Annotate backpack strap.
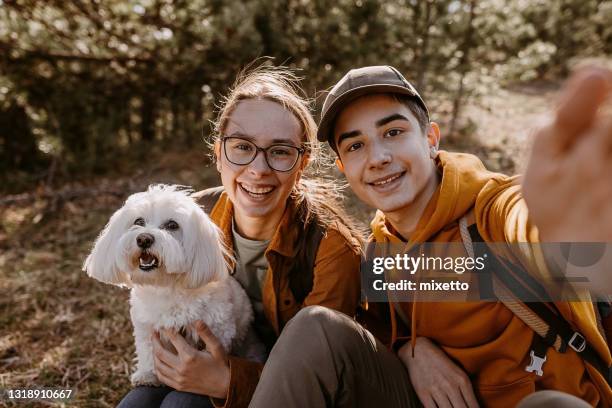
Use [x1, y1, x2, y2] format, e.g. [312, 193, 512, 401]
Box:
[598, 301, 612, 344]
[288, 219, 325, 304]
[458, 215, 611, 382]
[193, 186, 225, 214]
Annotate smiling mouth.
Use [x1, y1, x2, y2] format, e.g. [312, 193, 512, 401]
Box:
[238, 183, 276, 197]
[368, 171, 406, 186]
[139, 252, 159, 271]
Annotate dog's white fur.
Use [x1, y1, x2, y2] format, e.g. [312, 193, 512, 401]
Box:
[83, 184, 252, 386]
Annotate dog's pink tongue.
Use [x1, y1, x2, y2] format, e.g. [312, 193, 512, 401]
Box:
[140, 253, 155, 263]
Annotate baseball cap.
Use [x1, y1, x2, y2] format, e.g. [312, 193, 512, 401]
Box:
[317, 65, 429, 146]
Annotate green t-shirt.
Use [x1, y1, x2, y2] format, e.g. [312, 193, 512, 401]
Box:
[231, 222, 276, 351]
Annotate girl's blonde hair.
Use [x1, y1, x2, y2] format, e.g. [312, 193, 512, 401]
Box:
[212, 62, 364, 243]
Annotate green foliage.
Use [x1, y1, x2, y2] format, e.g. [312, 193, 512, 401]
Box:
[0, 0, 609, 192]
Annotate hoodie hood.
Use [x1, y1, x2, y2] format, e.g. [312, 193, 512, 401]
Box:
[369, 150, 509, 357]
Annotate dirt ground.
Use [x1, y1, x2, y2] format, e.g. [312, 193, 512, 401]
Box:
[0, 82, 559, 407]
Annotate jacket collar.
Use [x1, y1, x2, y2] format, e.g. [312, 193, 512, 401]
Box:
[211, 192, 301, 259]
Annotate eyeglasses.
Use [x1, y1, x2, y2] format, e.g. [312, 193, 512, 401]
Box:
[222, 137, 306, 172]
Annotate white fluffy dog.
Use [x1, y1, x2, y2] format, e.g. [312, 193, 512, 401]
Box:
[83, 184, 253, 386]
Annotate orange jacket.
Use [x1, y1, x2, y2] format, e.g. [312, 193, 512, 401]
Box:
[366, 151, 612, 407]
[200, 189, 362, 408]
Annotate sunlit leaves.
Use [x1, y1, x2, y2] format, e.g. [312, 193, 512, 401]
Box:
[0, 0, 608, 190]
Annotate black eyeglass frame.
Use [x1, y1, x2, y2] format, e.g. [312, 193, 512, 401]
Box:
[221, 136, 307, 172]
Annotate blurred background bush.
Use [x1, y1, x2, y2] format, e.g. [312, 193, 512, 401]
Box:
[1, 0, 610, 192]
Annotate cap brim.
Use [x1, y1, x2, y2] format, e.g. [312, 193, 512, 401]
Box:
[317, 83, 425, 144]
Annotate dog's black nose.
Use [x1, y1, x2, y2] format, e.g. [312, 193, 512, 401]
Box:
[136, 233, 155, 249]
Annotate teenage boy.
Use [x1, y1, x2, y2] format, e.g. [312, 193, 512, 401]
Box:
[249, 66, 612, 408]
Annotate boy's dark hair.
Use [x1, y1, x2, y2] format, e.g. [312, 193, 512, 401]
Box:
[392, 94, 430, 134]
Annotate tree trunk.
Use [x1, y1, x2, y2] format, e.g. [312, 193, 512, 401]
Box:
[416, 0, 433, 91]
[0, 103, 40, 172]
[449, 0, 476, 139]
[140, 92, 156, 141]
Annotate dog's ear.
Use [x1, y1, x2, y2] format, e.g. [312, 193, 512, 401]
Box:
[83, 208, 131, 287]
[184, 208, 230, 288]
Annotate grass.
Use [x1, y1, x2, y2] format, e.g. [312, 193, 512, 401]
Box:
[0, 80, 559, 407]
[0, 151, 223, 407]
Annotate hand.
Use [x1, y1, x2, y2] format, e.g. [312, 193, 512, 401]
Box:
[523, 67, 612, 242]
[152, 321, 230, 399]
[398, 337, 479, 408]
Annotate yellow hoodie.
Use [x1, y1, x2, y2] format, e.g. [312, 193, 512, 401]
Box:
[369, 151, 612, 407]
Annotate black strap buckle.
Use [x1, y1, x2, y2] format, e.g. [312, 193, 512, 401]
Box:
[569, 332, 586, 353]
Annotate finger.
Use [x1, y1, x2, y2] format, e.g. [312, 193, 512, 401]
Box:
[163, 328, 197, 360]
[154, 352, 177, 380]
[194, 321, 226, 359]
[446, 385, 468, 408]
[554, 67, 611, 151]
[431, 391, 453, 408]
[420, 394, 437, 408]
[454, 373, 479, 408]
[152, 331, 180, 367]
[459, 381, 480, 408]
[152, 330, 176, 353]
[155, 365, 179, 390]
[153, 347, 176, 374]
[153, 350, 187, 391]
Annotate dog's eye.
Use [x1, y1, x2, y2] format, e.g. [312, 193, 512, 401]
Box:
[163, 220, 179, 231]
[134, 218, 145, 227]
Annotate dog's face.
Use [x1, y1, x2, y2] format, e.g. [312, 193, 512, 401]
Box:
[84, 185, 229, 289]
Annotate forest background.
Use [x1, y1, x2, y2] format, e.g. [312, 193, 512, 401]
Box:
[1, 0, 611, 406]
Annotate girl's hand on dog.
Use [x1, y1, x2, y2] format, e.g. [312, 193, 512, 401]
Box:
[152, 321, 230, 399]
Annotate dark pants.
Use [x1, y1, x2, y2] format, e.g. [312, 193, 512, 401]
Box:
[116, 385, 214, 408]
[250, 306, 420, 408]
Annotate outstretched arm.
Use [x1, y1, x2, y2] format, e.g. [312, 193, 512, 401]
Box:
[522, 67, 612, 242]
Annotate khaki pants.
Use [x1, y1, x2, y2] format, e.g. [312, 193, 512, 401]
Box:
[250, 306, 420, 408]
[250, 306, 591, 408]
